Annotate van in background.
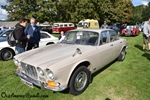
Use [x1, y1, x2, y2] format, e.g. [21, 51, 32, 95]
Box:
[77, 19, 99, 29]
[52, 23, 75, 33]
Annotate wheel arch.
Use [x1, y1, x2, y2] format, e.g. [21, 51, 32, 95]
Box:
[0, 47, 16, 60]
[46, 42, 54, 45]
[67, 61, 92, 87]
[122, 45, 127, 52]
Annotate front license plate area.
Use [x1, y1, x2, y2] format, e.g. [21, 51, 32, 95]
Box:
[21, 78, 33, 88]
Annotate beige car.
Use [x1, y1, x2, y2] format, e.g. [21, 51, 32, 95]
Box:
[14, 29, 127, 95]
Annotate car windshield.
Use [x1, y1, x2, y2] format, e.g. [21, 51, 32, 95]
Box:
[78, 22, 89, 27]
[61, 31, 99, 46]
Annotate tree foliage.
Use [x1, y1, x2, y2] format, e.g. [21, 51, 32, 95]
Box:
[2, 0, 133, 24]
[130, 5, 143, 24]
[142, 2, 150, 21]
[3, 0, 58, 22]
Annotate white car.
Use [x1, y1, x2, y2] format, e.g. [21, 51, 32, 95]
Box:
[0, 31, 58, 61]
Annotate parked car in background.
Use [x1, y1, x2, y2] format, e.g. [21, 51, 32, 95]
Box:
[52, 23, 75, 33]
[14, 28, 127, 95]
[0, 29, 14, 36]
[0, 31, 58, 61]
[121, 25, 140, 36]
[108, 23, 121, 34]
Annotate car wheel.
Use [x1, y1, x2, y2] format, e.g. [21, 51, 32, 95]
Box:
[69, 66, 90, 95]
[118, 49, 126, 61]
[0, 49, 14, 61]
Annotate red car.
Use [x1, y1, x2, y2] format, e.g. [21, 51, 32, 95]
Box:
[121, 26, 140, 36]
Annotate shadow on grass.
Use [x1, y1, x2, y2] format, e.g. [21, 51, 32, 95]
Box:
[91, 60, 116, 81]
[134, 44, 143, 51]
[120, 35, 137, 38]
[105, 98, 111, 100]
[142, 53, 150, 61]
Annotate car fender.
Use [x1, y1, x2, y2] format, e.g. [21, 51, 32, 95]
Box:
[67, 59, 93, 86]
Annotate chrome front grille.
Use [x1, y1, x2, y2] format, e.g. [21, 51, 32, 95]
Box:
[21, 62, 38, 79]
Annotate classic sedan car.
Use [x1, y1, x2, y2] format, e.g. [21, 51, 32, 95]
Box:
[14, 29, 127, 95]
[0, 31, 58, 61]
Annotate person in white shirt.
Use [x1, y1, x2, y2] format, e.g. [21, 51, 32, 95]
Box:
[143, 18, 150, 52]
[58, 30, 65, 42]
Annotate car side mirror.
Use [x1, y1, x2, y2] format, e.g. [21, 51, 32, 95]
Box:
[76, 48, 82, 54]
[72, 48, 82, 57]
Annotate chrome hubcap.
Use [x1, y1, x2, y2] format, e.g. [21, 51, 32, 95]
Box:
[121, 50, 125, 59]
[75, 71, 87, 91]
[3, 51, 12, 60]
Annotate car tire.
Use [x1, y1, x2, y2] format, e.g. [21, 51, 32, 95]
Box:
[118, 48, 126, 61]
[69, 66, 90, 95]
[0, 49, 14, 61]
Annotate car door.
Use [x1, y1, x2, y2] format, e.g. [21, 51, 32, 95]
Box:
[108, 30, 123, 59]
[95, 30, 115, 70]
[39, 32, 51, 47]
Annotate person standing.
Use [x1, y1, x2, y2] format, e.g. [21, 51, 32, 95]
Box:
[25, 18, 41, 50]
[14, 18, 30, 54]
[101, 21, 108, 29]
[143, 18, 150, 52]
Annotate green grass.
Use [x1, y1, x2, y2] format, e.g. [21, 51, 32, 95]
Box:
[0, 33, 150, 100]
[51, 33, 60, 37]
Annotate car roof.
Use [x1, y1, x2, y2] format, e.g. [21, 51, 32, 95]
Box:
[0, 29, 14, 36]
[69, 28, 114, 33]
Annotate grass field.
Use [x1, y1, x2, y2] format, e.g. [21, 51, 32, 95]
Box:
[0, 33, 150, 100]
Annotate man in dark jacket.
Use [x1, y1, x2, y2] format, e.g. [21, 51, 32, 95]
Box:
[25, 18, 41, 50]
[14, 18, 30, 54]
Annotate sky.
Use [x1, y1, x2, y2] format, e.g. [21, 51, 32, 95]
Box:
[0, 0, 8, 20]
[132, 0, 149, 6]
[0, 0, 149, 20]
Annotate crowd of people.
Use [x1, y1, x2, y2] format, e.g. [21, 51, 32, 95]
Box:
[13, 17, 65, 54]
[13, 17, 40, 54]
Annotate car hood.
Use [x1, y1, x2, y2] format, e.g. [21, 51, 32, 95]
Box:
[15, 44, 93, 68]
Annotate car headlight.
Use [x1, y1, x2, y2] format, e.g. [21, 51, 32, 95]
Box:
[13, 58, 21, 66]
[37, 67, 45, 76]
[46, 69, 55, 80]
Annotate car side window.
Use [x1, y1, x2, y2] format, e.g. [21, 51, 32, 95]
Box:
[100, 31, 109, 45]
[2, 30, 13, 37]
[109, 30, 117, 42]
[41, 33, 50, 39]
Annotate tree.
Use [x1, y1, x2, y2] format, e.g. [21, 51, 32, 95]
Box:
[57, 0, 132, 24]
[2, 0, 133, 24]
[130, 5, 143, 24]
[3, 0, 58, 23]
[57, 0, 100, 23]
[142, 2, 150, 21]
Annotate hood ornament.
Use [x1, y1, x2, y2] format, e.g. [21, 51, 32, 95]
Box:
[73, 48, 82, 57]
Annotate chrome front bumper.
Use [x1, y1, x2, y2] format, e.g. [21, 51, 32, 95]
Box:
[15, 70, 67, 92]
